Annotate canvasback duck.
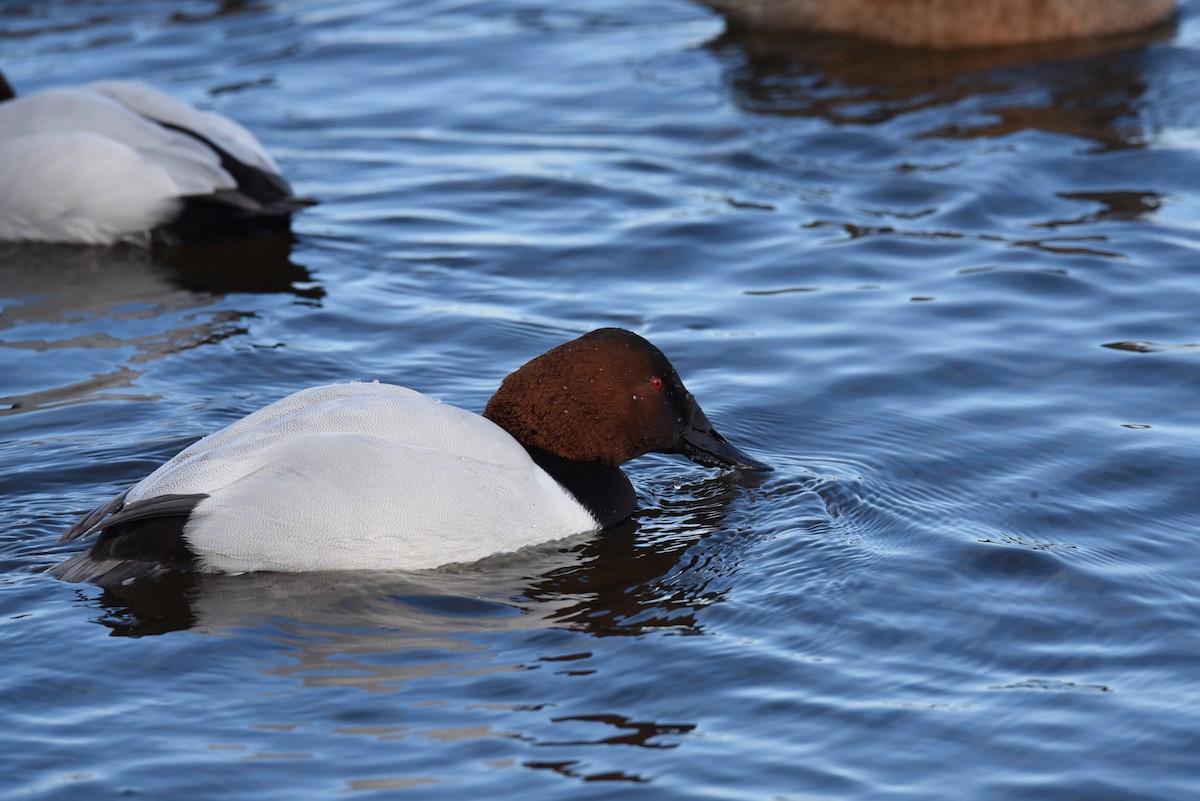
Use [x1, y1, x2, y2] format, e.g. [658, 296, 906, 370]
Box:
[0, 71, 311, 246]
[54, 328, 769, 585]
[698, 0, 1177, 48]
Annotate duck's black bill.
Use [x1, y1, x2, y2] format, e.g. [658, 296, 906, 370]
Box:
[678, 400, 772, 471]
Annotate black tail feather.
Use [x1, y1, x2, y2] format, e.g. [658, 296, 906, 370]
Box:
[54, 493, 208, 585]
[150, 120, 317, 244]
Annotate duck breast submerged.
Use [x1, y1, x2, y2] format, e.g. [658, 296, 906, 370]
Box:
[0, 71, 311, 246]
[54, 328, 769, 585]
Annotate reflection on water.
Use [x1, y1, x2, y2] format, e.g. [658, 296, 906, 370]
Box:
[1035, 191, 1163, 228]
[155, 235, 323, 299]
[55, 466, 772, 786]
[67, 466, 767, 786]
[528, 469, 774, 635]
[1102, 339, 1200, 352]
[87, 468, 771, 645]
[0, 0, 267, 41]
[709, 22, 1173, 148]
[0, 238, 319, 413]
[167, 0, 270, 25]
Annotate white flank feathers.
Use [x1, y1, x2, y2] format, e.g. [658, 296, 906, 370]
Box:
[0, 80, 281, 245]
[124, 383, 599, 573]
[87, 80, 281, 173]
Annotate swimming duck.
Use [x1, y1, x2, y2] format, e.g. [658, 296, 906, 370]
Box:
[54, 328, 769, 585]
[0, 71, 311, 246]
[697, 0, 1177, 48]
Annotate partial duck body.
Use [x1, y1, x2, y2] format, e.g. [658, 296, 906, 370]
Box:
[0, 72, 311, 246]
[697, 0, 1177, 48]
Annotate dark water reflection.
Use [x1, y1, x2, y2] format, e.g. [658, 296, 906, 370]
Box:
[90, 468, 773, 641]
[61, 468, 781, 787]
[155, 235, 322, 299]
[0, 239, 319, 414]
[710, 22, 1175, 150]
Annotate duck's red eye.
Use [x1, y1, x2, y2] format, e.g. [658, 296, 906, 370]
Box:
[650, 376, 663, 391]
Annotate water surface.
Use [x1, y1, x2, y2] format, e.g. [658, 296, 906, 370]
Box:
[3, 1, 1199, 798]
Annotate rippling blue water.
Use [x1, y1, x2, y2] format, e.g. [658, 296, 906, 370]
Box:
[3, 1, 1199, 798]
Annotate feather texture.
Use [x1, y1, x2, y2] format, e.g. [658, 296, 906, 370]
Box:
[64, 383, 598, 577]
[0, 77, 308, 245]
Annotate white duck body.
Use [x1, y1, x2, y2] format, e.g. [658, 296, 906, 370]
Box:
[0, 79, 299, 245]
[86, 80, 282, 175]
[56, 328, 772, 585]
[113, 382, 599, 574]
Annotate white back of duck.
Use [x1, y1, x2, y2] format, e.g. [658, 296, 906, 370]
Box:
[87, 80, 281, 174]
[66, 383, 597, 579]
[0, 73, 308, 246]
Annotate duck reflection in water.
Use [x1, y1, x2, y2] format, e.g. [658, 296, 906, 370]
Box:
[0, 237, 320, 414]
[706, 13, 1176, 151]
[81, 467, 771, 646]
[153, 232, 322, 299]
[67, 477, 767, 786]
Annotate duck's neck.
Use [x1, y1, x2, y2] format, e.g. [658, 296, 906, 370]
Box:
[521, 444, 636, 529]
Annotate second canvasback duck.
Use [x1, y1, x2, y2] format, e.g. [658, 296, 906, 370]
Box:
[697, 0, 1177, 48]
[54, 328, 769, 585]
[0, 71, 311, 246]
